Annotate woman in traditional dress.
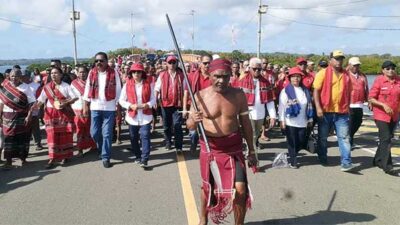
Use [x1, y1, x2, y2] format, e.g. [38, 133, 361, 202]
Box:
[0, 69, 35, 169]
[71, 66, 96, 157]
[35, 67, 77, 169]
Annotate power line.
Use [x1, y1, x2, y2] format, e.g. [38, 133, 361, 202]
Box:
[269, 0, 370, 10]
[269, 8, 400, 18]
[267, 13, 400, 31]
[0, 16, 104, 43]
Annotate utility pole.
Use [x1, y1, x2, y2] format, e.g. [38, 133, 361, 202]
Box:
[70, 0, 80, 66]
[257, 0, 268, 58]
[131, 12, 135, 55]
[190, 10, 195, 55]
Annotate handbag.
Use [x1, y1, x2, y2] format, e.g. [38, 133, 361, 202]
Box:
[306, 129, 318, 154]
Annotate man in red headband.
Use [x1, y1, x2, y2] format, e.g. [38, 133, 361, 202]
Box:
[187, 58, 257, 225]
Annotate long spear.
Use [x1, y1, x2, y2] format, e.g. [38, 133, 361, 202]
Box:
[165, 14, 224, 190]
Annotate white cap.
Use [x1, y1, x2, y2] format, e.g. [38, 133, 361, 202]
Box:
[212, 54, 220, 60]
[307, 61, 315, 66]
[348, 57, 361, 65]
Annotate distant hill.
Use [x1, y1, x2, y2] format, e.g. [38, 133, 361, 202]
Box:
[0, 57, 89, 66]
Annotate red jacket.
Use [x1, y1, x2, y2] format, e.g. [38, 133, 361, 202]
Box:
[369, 75, 400, 122]
[159, 70, 184, 108]
[349, 73, 368, 104]
[238, 72, 274, 106]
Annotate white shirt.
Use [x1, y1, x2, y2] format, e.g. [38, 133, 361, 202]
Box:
[119, 81, 156, 126]
[0, 83, 36, 112]
[37, 82, 76, 108]
[248, 78, 276, 120]
[83, 69, 122, 111]
[28, 82, 41, 116]
[71, 82, 85, 111]
[154, 70, 177, 96]
[278, 86, 310, 128]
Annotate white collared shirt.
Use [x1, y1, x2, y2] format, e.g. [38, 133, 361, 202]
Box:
[119, 81, 156, 126]
[248, 78, 276, 120]
[278, 86, 310, 128]
[71, 83, 84, 111]
[154, 70, 177, 95]
[83, 69, 122, 111]
[37, 82, 76, 108]
[0, 83, 36, 112]
[28, 82, 41, 116]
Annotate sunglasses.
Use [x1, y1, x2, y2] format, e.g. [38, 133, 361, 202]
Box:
[168, 61, 176, 65]
[202, 62, 210, 65]
[95, 59, 105, 63]
[298, 62, 307, 66]
[252, 68, 262, 71]
[132, 71, 142, 74]
[384, 67, 396, 71]
[333, 57, 344, 61]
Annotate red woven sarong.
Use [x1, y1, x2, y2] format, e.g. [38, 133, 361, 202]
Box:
[74, 110, 96, 150]
[199, 131, 253, 224]
[44, 108, 74, 160]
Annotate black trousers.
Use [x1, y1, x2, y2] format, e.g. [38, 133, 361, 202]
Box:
[349, 108, 363, 146]
[374, 120, 396, 172]
[285, 125, 306, 165]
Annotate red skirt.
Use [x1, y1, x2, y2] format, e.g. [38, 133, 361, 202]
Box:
[44, 108, 74, 160]
[74, 110, 96, 149]
[199, 131, 252, 224]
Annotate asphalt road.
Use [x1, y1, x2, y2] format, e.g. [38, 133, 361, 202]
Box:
[1, 118, 399, 225]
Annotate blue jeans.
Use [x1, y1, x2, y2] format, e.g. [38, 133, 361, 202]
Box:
[129, 123, 151, 162]
[161, 106, 183, 149]
[189, 129, 199, 149]
[90, 110, 116, 161]
[317, 113, 352, 166]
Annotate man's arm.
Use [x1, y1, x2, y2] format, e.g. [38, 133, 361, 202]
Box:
[186, 92, 201, 130]
[237, 91, 254, 154]
[312, 70, 325, 118]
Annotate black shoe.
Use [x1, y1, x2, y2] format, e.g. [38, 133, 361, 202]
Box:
[176, 148, 183, 154]
[102, 160, 112, 168]
[140, 161, 148, 168]
[166, 143, 172, 150]
[45, 163, 56, 170]
[385, 169, 400, 177]
[36, 144, 44, 151]
[134, 158, 142, 164]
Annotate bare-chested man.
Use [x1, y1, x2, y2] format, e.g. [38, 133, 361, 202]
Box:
[187, 58, 257, 225]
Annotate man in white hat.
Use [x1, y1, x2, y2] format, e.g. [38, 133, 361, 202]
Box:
[347, 57, 368, 148]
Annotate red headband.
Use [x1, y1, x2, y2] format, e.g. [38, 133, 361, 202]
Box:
[209, 59, 231, 74]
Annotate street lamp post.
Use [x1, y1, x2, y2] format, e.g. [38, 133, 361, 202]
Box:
[70, 0, 80, 66]
[131, 12, 135, 55]
[257, 0, 268, 58]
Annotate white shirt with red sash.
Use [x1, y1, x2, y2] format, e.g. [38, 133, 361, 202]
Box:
[0, 83, 36, 112]
[119, 81, 156, 126]
[37, 82, 75, 107]
[83, 69, 122, 111]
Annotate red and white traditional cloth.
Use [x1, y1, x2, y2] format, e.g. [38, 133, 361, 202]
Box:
[71, 79, 96, 150]
[199, 131, 253, 224]
[41, 81, 75, 160]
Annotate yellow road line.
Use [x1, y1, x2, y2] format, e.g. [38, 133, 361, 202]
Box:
[176, 153, 199, 225]
[392, 147, 400, 155]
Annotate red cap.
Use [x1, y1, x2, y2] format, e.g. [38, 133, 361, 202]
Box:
[209, 58, 231, 74]
[129, 63, 145, 73]
[166, 55, 177, 63]
[288, 67, 304, 77]
[296, 57, 307, 64]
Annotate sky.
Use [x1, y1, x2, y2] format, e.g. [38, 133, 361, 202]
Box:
[1, 0, 400, 60]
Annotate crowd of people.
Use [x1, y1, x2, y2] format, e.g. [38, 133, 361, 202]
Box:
[0, 50, 399, 224]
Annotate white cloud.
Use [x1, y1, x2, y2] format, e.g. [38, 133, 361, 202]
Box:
[335, 16, 370, 30]
[0, 0, 87, 34]
[0, 20, 11, 30]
